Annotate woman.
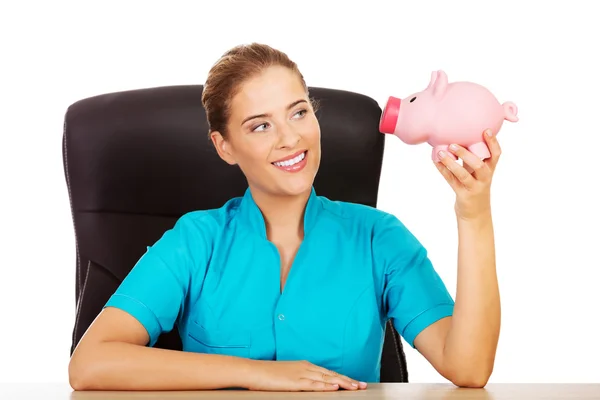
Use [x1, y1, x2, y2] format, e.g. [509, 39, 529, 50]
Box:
[68, 43, 501, 392]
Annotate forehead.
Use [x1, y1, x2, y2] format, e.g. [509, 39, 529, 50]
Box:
[230, 66, 307, 118]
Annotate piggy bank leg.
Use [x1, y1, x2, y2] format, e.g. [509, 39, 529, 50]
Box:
[468, 142, 491, 160]
[432, 145, 457, 162]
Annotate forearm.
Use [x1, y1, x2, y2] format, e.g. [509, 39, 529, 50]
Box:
[443, 212, 501, 386]
[69, 341, 254, 391]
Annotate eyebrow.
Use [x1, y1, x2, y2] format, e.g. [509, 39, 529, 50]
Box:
[241, 99, 308, 126]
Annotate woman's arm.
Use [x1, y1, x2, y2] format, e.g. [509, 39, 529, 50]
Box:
[414, 213, 500, 388]
[69, 308, 254, 390]
[69, 308, 363, 391]
[448, 212, 500, 383]
[414, 130, 502, 387]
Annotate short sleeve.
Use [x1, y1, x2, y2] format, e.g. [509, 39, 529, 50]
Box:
[374, 213, 454, 348]
[104, 213, 210, 347]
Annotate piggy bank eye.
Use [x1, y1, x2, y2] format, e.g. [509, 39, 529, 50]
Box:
[410, 97, 417, 103]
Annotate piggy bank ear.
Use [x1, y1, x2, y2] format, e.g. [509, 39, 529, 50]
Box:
[426, 71, 438, 91]
[431, 70, 448, 98]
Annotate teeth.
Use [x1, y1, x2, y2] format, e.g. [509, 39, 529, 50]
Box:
[274, 152, 305, 167]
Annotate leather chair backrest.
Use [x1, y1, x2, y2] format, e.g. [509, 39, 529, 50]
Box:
[62, 85, 408, 382]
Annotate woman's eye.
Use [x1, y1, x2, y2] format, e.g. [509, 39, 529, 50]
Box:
[251, 110, 306, 132]
[252, 123, 269, 132]
[293, 109, 307, 119]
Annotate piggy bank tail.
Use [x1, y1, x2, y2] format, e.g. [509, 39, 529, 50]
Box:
[503, 101, 519, 122]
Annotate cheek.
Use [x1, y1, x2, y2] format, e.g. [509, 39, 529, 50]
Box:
[304, 119, 321, 143]
[237, 139, 273, 166]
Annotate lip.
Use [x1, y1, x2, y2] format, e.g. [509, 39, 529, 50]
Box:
[271, 150, 308, 173]
[271, 150, 307, 164]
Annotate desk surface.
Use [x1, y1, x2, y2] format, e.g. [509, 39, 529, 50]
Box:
[4, 383, 600, 399]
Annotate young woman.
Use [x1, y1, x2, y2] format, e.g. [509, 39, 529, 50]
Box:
[68, 43, 501, 392]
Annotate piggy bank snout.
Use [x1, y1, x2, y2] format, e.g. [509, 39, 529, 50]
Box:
[379, 96, 401, 134]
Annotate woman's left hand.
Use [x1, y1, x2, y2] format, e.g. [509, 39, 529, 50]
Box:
[434, 129, 501, 221]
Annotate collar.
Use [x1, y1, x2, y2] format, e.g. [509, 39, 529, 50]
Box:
[238, 186, 321, 239]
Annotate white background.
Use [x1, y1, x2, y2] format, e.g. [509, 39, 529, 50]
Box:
[1, 0, 599, 385]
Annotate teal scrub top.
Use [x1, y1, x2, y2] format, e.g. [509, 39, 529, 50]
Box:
[104, 187, 454, 383]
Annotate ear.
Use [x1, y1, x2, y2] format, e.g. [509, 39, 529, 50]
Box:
[431, 70, 448, 98]
[210, 131, 237, 165]
[426, 71, 438, 91]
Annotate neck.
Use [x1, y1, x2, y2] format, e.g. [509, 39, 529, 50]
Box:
[250, 186, 311, 241]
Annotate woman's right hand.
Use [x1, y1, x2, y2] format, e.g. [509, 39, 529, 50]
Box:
[243, 360, 367, 391]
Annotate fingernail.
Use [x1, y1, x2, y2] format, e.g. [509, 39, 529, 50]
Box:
[486, 129, 493, 136]
[438, 150, 445, 158]
[360, 382, 367, 387]
[352, 383, 358, 387]
[449, 144, 458, 151]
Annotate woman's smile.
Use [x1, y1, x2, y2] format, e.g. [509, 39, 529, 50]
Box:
[272, 150, 308, 172]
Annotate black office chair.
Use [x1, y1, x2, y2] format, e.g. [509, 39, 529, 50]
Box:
[62, 84, 409, 383]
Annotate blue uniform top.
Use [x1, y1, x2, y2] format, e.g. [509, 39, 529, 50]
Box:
[104, 187, 454, 383]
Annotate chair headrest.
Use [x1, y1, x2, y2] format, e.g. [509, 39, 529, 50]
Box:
[63, 85, 386, 216]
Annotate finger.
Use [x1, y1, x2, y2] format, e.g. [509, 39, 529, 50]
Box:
[300, 379, 339, 391]
[461, 158, 476, 175]
[447, 144, 490, 181]
[437, 150, 476, 188]
[310, 369, 360, 390]
[329, 371, 368, 390]
[435, 159, 462, 191]
[483, 129, 502, 170]
[310, 366, 353, 383]
[315, 371, 358, 390]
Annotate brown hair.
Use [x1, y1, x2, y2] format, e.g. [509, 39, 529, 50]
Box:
[201, 43, 317, 139]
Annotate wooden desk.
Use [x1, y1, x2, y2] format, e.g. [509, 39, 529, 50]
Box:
[4, 383, 600, 399]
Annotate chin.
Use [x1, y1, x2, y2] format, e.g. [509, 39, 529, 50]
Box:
[267, 151, 318, 196]
[282, 182, 313, 197]
[269, 172, 312, 196]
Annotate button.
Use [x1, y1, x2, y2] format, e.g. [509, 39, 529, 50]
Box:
[278, 314, 285, 321]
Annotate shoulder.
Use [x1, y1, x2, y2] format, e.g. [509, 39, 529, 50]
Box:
[177, 195, 244, 231]
[152, 196, 244, 260]
[176, 197, 238, 231]
[316, 195, 403, 231]
[317, 195, 423, 254]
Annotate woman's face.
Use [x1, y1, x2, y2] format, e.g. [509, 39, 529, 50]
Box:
[211, 65, 321, 198]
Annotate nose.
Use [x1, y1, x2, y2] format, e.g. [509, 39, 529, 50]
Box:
[379, 96, 401, 134]
[276, 122, 301, 148]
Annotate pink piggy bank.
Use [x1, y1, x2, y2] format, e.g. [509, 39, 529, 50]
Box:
[379, 70, 518, 161]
